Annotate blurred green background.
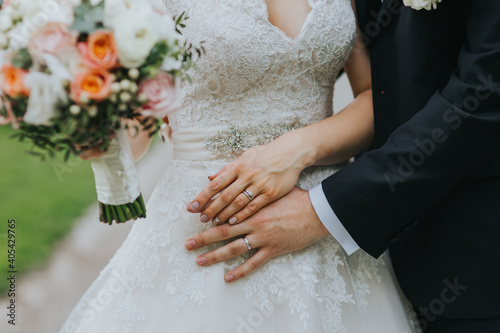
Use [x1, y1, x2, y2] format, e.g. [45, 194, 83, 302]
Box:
[0, 125, 96, 294]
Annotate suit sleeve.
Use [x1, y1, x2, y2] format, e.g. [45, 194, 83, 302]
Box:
[322, 0, 500, 258]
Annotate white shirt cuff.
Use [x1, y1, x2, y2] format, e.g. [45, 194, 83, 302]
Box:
[309, 184, 360, 255]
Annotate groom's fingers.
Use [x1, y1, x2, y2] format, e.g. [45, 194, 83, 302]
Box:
[213, 186, 265, 224]
[225, 250, 271, 283]
[185, 223, 248, 250]
[195, 236, 257, 267]
[225, 196, 270, 225]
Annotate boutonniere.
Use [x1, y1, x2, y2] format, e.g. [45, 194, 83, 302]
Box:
[403, 0, 442, 10]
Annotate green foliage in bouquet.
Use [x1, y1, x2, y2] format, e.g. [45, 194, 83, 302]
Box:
[0, 0, 204, 225]
[2, 9, 203, 163]
[71, 1, 105, 34]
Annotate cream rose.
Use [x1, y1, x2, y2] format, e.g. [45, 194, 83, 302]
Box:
[103, 0, 144, 26]
[403, 0, 442, 10]
[18, 0, 74, 25]
[148, 0, 169, 15]
[151, 11, 181, 43]
[111, 7, 160, 68]
[0, 13, 13, 32]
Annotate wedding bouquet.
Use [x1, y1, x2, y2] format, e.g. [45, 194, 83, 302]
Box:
[0, 0, 202, 224]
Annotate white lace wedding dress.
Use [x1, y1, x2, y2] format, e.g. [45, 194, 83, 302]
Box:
[60, 0, 420, 332]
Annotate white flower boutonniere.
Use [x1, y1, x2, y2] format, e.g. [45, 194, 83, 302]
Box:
[403, 0, 442, 10]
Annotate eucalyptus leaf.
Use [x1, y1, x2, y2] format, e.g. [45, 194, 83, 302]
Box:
[11, 49, 33, 70]
[70, 2, 105, 34]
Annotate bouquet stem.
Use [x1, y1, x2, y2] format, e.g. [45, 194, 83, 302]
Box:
[98, 195, 146, 224]
[91, 128, 146, 224]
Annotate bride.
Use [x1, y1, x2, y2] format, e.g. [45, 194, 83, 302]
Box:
[61, 0, 419, 332]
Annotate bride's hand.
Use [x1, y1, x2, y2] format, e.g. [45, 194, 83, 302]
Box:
[187, 132, 314, 225]
[78, 144, 106, 160]
[77, 115, 156, 161]
[76, 133, 114, 160]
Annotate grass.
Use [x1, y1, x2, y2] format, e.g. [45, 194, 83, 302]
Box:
[0, 125, 97, 294]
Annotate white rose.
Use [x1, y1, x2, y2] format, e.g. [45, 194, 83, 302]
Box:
[21, 0, 75, 25]
[4, 1, 25, 21]
[111, 7, 160, 68]
[103, 0, 145, 26]
[0, 14, 13, 32]
[148, 0, 168, 14]
[161, 57, 183, 71]
[151, 12, 182, 43]
[6, 24, 28, 50]
[23, 73, 67, 126]
[1, 6, 15, 20]
[403, 0, 442, 10]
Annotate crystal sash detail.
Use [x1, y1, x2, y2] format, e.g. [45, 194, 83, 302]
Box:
[204, 117, 307, 159]
[171, 117, 307, 161]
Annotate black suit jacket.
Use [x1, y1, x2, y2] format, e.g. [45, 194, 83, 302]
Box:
[322, 0, 500, 321]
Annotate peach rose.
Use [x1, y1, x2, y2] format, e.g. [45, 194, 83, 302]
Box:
[139, 72, 180, 118]
[78, 30, 119, 70]
[71, 68, 113, 102]
[28, 22, 75, 61]
[1, 64, 29, 98]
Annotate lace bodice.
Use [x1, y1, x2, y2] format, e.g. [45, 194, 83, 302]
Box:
[165, 0, 357, 132]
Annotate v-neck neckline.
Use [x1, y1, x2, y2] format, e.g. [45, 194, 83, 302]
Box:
[261, 0, 316, 43]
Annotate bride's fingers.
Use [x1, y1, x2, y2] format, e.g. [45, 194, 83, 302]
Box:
[208, 165, 228, 181]
[214, 188, 263, 224]
[186, 198, 214, 213]
[225, 249, 271, 283]
[198, 180, 250, 223]
[185, 222, 249, 251]
[195, 236, 258, 267]
[187, 170, 237, 212]
[225, 195, 270, 225]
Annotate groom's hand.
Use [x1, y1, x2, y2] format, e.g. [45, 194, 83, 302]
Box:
[184, 187, 330, 282]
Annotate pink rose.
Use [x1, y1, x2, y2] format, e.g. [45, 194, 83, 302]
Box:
[71, 68, 113, 102]
[28, 22, 76, 61]
[78, 30, 119, 70]
[139, 72, 181, 118]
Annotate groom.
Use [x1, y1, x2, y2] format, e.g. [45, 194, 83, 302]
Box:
[188, 0, 500, 331]
[312, 0, 500, 331]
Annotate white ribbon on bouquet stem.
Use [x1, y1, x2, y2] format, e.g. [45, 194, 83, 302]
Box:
[91, 127, 141, 205]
